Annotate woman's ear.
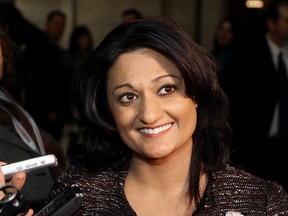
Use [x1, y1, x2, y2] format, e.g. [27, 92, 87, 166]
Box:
[192, 96, 198, 108]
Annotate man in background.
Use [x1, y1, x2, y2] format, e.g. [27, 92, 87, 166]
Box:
[229, 0, 288, 192]
[43, 10, 72, 141]
[45, 10, 66, 45]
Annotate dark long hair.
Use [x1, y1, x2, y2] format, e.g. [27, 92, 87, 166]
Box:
[70, 16, 232, 206]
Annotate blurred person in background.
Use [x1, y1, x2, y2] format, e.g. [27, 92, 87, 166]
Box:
[60, 25, 94, 156]
[122, 8, 143, 23]
[228, 0, 288, 192]
[0, 4, 72, 141]
[67, 25, 94, 75]
[211, 17, 242, 93]
[45, 9, 66, 45]
[210, 17, 243, 141]
[42, 9, 73, 141]
[0, 21, 67, 212]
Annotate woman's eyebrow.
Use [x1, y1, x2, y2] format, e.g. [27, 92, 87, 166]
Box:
[112, 83, 133, 95]
[152, 74, 181, 83]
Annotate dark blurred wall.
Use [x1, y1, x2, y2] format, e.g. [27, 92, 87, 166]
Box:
[13, 0, 231, 50]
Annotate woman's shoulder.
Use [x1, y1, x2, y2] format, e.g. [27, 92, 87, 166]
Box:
[212, 164, 270, 184]
[208, 164, 288, 212]
[211, 164, 287, 192]
[59, 164, 127, 189]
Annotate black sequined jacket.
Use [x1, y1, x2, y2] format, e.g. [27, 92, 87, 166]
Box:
[50, 164, 288, 216]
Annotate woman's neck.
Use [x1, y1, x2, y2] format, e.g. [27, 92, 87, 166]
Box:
[125, 152, 208, 216]
[127, 139, 193, 191]
[124, 141, 209, 216]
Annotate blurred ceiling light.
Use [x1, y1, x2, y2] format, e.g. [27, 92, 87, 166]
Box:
[245, 0, 264, 8]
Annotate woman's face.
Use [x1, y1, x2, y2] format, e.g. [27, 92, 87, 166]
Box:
[107, 48, 197, 161]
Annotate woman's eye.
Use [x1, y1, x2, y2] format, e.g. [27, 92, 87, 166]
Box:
[119, 93, 137, 103]
[158, 84, 176, 95]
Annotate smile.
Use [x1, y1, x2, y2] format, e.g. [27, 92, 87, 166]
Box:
[138, 123, 173, 135]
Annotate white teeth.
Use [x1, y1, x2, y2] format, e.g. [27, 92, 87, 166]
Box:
[138, 123, 172, 135]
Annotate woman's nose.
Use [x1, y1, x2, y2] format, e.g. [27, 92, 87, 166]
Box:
[138, 96, 163, 124]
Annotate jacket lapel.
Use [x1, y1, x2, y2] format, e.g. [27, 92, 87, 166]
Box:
[0, 125, 38, 154]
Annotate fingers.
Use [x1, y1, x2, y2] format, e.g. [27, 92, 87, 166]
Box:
[25, 209, 34, 216]
[0, 169, 4, 199]
[1, 162, 31, 215]
[0, 161, 7, 186]
[0, 162, 7, 200]
[0, 161, 27, 191]
[10, 171, 27, 191]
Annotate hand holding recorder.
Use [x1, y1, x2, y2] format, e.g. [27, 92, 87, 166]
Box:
[1, 154, 58, 179]
[0, 155, 58, 215]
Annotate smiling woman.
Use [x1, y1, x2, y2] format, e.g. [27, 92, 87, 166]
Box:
[59, 16, 288, 215]
[1, 16, 288, 216]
